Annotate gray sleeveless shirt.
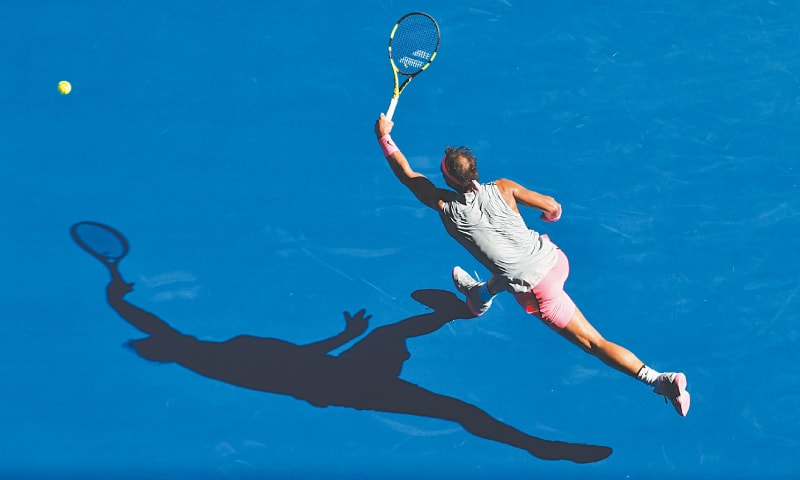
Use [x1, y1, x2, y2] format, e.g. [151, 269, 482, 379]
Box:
[439, 182, 558, 293]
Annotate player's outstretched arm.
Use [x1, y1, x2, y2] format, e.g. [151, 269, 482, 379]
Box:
[374, 114, 447, 210]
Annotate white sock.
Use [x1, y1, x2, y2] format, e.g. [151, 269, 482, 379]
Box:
[636, 365, 661, 386]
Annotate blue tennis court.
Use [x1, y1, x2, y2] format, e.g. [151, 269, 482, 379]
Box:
[3, 1, 799, 478]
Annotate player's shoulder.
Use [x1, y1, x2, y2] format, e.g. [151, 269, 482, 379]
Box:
[493, 178, 521, 191]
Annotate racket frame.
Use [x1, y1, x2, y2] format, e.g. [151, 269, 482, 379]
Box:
[386, 11, 440, 120]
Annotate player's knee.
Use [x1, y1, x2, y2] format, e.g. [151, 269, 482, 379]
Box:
[585, 335, 610, 356]
[569, 329, 606, 355]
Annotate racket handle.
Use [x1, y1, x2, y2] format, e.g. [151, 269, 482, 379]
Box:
[385, 97, 398, 121]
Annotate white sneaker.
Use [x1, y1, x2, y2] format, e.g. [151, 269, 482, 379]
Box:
[653, 372, 691, 417]
[451, 266, 492, 316]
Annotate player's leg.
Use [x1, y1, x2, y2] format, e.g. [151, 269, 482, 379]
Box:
[516, 246, 691, 416]
[558, 307, 644, 377]
[558, 307, 690, 416]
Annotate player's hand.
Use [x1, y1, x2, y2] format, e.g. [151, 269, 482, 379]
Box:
[541, 206, 562, 222]
[375, 113, 394, 138]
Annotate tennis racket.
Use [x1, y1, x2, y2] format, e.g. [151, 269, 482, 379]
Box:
[70, 221, 129, 280]
[385, 12, 441, 120]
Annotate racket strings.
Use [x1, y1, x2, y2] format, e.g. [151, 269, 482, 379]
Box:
[391, 15, 439, 75]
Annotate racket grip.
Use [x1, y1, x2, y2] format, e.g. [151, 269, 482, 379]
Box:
[385, 97, 398, 121]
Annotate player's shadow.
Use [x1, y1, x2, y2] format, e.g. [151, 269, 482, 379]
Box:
[99, 259, 611, 464]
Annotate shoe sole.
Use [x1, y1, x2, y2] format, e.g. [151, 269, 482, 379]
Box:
[672, 373, 691, 417]
[451, 268, 482, 317]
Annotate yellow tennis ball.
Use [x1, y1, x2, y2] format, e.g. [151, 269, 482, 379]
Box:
[58, 80, 72, 95]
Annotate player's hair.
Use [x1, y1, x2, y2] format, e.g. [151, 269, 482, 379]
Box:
[443, 146, 479, 192]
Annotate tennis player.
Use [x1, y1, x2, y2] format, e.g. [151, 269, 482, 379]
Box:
[374, 114, 690, 416]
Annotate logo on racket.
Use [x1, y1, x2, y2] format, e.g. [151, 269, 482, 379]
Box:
[399, 56, 426, 69]
[412, 49, 432, 60]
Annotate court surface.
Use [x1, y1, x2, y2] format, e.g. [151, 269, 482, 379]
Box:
[3, 1, 799, 478]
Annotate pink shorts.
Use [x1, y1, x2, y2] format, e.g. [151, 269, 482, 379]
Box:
[512, 245, 576, 331]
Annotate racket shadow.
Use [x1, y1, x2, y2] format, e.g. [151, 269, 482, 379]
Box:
[84, 228, 612, 464]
